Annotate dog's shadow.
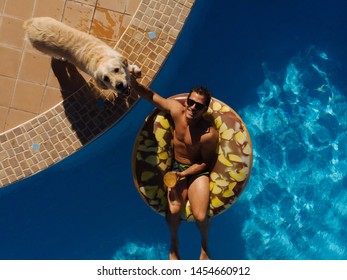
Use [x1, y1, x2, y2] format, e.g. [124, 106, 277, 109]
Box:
[51, 58, 136, 145]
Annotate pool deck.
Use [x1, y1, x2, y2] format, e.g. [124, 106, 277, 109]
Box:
[0, 0, 195, 188]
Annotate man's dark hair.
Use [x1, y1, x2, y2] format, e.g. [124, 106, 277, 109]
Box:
[188, 86, 212, 107]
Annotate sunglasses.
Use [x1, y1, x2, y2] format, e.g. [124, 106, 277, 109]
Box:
[187, 98, 206, 111]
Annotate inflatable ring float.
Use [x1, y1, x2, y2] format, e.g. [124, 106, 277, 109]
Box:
[132, 93, 253, 221]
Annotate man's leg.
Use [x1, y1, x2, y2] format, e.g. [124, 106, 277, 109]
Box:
[188, 175, 210, 260]
[166, 180, 187, 260]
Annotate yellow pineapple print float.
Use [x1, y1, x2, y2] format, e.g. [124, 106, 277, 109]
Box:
[132, 93, 253, 221]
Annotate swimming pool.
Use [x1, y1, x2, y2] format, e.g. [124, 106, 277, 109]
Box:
[1, 0, 346, 260]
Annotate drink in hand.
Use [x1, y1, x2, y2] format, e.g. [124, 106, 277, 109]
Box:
[163, 171, 178, 188]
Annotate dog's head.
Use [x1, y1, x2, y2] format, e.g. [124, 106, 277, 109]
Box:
[96, 58, 131, 96]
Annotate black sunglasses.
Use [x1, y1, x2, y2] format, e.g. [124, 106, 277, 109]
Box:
[187, 98, 206, 111]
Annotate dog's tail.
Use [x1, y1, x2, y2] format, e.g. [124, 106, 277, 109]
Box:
[23, 18, 33, 30]
[22, 18, 34, 41]
[23, 17, 58, 42]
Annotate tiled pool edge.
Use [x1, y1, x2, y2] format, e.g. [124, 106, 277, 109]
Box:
[0, 0, 195, 188]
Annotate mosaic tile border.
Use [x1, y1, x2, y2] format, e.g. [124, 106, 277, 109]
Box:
[0, 0, 195, 188]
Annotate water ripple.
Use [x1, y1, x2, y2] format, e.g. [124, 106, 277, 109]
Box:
[239, 47, 347, 259]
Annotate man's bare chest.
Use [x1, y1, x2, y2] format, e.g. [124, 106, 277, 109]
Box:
[174, 125, 205, 147]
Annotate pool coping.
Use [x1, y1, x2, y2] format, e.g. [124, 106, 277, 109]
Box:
[0, 0, 195, 188]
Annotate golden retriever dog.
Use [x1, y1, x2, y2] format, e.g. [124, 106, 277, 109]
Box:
[23, 17, 141, 96]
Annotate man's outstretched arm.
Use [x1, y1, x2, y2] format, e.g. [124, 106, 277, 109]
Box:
[130, 76, 176, 113]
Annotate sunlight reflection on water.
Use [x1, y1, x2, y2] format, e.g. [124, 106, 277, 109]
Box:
[239, 47, 347, 259]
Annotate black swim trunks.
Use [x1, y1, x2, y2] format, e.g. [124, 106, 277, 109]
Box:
[171, 159, 209, 183]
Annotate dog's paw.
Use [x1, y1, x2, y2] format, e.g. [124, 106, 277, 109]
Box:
[128, 64, 141, 78]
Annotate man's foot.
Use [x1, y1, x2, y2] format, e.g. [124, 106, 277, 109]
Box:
[200, 247, 210, 260]
[169, 240, 180, 260]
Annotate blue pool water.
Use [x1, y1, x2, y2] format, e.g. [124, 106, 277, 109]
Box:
[1, 0, 347, 259]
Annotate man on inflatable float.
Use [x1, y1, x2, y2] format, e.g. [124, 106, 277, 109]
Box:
[131, 77, 218, 260]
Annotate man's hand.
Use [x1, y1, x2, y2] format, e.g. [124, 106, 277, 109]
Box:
[176, 172, 186, 181]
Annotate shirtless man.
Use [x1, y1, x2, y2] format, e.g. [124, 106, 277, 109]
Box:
[131, 78, 218, 260]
